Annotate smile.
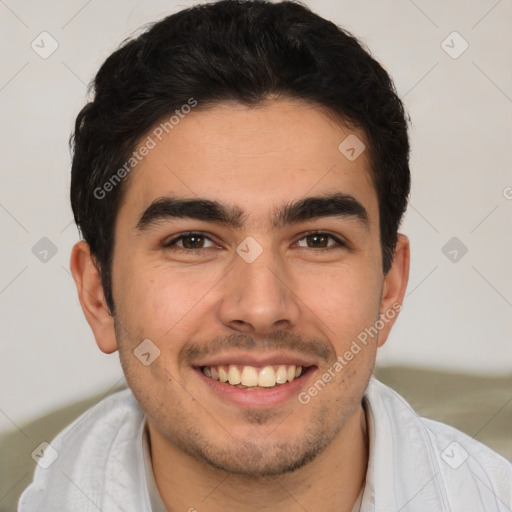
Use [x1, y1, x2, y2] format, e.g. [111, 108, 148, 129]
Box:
[201, 364, 305, 389]
[192, 352, 318, 408]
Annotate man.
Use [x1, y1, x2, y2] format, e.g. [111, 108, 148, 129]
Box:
[18, 0, 512, 511]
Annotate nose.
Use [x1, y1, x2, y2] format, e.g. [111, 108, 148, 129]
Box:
[218, 244, 301, 335]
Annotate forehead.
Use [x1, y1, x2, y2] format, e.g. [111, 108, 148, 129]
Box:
[117, 99, 378, 229]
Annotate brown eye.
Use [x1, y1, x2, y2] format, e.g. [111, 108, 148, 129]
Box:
[163, 232, 216, 250]
[296, 232, 344, 250]
[180, 235, 206, 249]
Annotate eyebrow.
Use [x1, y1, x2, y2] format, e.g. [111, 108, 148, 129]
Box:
[136, 192, 369, 231]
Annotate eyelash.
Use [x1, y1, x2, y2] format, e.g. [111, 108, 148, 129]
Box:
[162, 231, 346, 252]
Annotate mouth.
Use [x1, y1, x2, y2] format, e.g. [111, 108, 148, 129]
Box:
[200, 363, 307, 390]
[192, 354, 318, 408]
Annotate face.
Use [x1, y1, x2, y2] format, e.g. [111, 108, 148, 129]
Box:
[78, 99, 408, 477]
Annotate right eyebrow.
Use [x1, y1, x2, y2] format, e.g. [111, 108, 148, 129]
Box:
[136, 197, 247, 231]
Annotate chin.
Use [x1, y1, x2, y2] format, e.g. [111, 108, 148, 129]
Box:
[181, 415, 338, 478]
[197, 441, 324, 477]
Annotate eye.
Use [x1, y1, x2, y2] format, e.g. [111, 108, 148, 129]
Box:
[162, 232, 217, 251]
[295, 231, 345, 250]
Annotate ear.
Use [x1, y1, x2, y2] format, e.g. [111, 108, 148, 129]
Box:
[69, 241, 118, 354]
[377, 234, 410, 348]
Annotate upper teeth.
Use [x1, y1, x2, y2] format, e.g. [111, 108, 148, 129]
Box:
[202, 364, 303, 388]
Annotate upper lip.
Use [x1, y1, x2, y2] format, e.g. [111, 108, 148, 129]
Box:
[192, 351, 319, 369]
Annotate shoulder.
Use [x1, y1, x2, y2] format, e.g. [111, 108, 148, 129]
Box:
[421, 415, 512, 503]
[18, 388, 147, 512]
[365, 377, 512, 510]
[46, 387, 144, 454]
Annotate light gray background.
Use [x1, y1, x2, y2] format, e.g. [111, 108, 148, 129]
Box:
[1, 0, 511, 431]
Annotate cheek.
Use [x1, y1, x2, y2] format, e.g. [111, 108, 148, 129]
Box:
[114, 246, 383, 353]
[115, 258, 223, 339]
[296, 262, 383, 346]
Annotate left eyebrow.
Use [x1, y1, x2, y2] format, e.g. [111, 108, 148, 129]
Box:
[136, 192, 369, 231]
[272, 193, 369, 230]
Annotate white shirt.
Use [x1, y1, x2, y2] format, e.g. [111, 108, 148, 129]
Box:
[18, 377, 512, 511]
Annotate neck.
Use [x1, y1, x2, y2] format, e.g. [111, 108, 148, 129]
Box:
[149, 403, 368, 512]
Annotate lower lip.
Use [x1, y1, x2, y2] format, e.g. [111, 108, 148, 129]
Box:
[194, 367, 316, 408]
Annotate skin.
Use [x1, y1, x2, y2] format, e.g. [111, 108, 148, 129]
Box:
[71, 99, 409, 511]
